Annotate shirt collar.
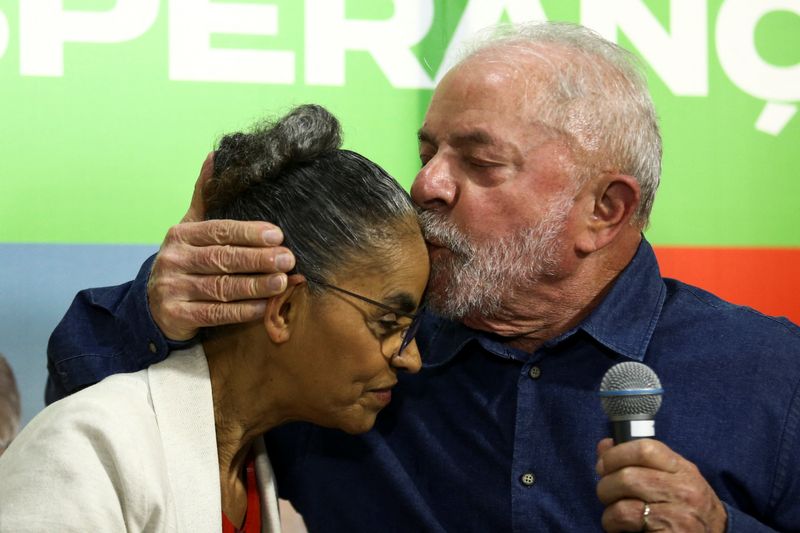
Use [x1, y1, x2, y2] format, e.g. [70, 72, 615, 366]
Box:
[570, 237, 666, 361]
[417, 312, 480, 368]
[419, 238, 666, 367]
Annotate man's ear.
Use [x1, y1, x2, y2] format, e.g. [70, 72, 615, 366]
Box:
[575, 172, 641, 254]
[264, 274, 306, 344]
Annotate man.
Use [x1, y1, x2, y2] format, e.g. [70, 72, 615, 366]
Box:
[47, 22, 800, 532]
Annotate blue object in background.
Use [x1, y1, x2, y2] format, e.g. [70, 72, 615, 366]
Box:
[0, 244, 157, 425]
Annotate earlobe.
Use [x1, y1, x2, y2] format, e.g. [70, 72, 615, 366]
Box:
[264, 275, 305, 344]
[576, 173, 641, 254]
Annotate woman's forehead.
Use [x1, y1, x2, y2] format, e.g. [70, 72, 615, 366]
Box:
[330, 249, 428, 306]
[337, 266, 425, 303]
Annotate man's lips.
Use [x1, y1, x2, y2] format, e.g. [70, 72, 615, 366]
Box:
[425, 238, 447, 254]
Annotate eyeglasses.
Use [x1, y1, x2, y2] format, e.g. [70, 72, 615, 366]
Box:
[304, 276, 423, 357]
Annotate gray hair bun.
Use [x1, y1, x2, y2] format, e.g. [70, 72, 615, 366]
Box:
[206, 104, 342, 215]
[200, 104, 417, 286]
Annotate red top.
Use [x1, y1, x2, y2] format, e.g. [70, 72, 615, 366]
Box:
[222, 456, 262, 533]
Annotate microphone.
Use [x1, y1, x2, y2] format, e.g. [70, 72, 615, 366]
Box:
[599, 362, 664, 444]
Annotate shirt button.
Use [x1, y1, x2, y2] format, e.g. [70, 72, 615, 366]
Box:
[529, 366, 542, 379]
[148, 341, 157, 354]
[520, 472, 536, 487]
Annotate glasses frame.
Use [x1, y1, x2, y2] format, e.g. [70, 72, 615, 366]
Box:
[304, 276, 423, 357]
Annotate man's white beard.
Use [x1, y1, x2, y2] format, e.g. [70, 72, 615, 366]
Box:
[418, 196, 574, 321]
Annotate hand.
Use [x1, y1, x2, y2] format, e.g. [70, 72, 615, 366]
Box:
[147, 152, 296, 341]
[595, 438, 727, 532]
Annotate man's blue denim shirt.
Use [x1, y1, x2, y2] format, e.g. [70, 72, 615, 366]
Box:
[47, 239, 800, 532]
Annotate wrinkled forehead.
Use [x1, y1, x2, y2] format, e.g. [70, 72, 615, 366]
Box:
[433, 45, 609, 168]
[435, 47, 577, 126]
[424, 58, 571, 158]
[450, 44, 569, 98]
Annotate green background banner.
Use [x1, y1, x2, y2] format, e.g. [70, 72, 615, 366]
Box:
[1, 0, 798, 246]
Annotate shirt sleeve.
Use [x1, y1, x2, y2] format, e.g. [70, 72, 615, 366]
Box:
[45, 254, 194, 403]
[723, 503, 780, 532]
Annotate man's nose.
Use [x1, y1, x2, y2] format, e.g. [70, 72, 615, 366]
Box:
[411, 154, 457, 210]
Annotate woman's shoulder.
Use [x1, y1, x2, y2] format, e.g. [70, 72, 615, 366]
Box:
[0, 369, 173, 531]
[3, 367, 160, 469]
[50, 367, 154, 421]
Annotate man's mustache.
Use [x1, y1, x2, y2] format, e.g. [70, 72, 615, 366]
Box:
[417, 211, 474, 259]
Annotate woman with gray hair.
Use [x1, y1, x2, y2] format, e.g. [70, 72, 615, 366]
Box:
[0, 354, 20, 456]
[0, 105, 429, 532]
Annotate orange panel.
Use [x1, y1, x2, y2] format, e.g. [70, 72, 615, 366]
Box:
[653, 247, 800, 324]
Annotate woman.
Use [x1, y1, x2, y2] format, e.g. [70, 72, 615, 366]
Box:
[0, 105, 429, 532]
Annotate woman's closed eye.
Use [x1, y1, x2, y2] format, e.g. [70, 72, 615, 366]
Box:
[375, 313, 410, 337]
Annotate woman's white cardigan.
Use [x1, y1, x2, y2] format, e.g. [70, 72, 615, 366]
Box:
[0, 345, 281, 533]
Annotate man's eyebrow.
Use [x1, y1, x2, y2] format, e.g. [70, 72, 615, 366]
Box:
[450, 129, 497, 147]
[418, 128, 502, 147]
[417, 128, 434, 145]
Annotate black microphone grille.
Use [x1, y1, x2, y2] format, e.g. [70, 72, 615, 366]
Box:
[599, 362, 663, 421]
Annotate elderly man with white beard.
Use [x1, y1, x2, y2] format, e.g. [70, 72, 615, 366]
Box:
[44, 22, 800, 532]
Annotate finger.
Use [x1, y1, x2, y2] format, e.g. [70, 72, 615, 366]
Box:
[179, 300, 269, 329]
[604, 499, 724, 533]
[179, 273, 289, 302]
[182, 151, 216, 223]
[601, 499, 649, 533]
[596, 465, 675, 506]
[167, 220, 286, 247]
[161, 244, 295, 275]
[596, 438, 615, 475]
[148, 272, 281, 340]
[599, 439, 680, 476]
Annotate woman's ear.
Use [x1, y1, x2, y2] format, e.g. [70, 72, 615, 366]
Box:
[264, 274, 306, 344]
[575, 172, 641, 254]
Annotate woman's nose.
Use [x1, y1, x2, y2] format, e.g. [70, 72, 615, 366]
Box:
[410, 154, 457, 210]
[391, 339, 422, 374]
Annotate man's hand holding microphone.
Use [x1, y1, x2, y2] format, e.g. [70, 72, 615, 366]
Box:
[596, 362, 727, 532]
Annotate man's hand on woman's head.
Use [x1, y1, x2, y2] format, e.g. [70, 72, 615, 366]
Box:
[147, 152, 296, 341]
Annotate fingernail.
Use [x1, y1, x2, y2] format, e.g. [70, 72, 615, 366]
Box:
[276, 253, 294, 271]
[263, 229, 283, 245]
[268, 274, 287, 292]
[595, 458, 604, 476]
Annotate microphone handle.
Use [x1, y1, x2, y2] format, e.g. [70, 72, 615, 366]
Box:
[611, 419, 655, 445]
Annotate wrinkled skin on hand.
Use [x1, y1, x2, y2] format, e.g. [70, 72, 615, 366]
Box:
[147, 152, 296, 341]
[595, 438, 727, 533]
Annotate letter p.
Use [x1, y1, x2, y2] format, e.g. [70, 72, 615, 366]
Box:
[20, 0, 159, 76]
